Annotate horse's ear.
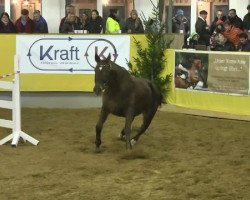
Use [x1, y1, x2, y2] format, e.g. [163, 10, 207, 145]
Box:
[95, 54, 101, 63]
[106, 54, 111, 63]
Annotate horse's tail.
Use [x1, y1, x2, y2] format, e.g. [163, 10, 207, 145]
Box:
[149, 82, 163, 107]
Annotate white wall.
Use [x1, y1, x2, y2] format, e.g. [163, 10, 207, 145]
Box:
[97, 0, 103, 17]
[42, 0, 65, 33]
[135, 0, 158, 19]
[190, 0, 197, 34]
[4, 0, 10, 14]
[229, 0, 250, 19]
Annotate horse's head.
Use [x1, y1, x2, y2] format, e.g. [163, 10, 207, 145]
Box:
[93, 53, 112, 95]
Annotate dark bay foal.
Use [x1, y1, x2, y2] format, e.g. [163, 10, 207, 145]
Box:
[94, 54, 163, 152]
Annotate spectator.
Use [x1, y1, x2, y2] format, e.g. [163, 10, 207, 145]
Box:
[212, 32, 235, 51]
[185, 32, 199, 49]
[0, 12, 16, 33]
[195, 10, 210, 46]
[81, 12, 90, 32]
[210, 23, 225, 50]
[88, 9, 103, 33]
[60, 13, 83, 33]
[105, 9, 121, 34]
[33, 10, 48, 33]
[223, 20, 242, 49]
[238, 32, 250, 51]
[210, 10, 226, 34]
[122, 9, 144, 34]
[228, 9, 243, 30]
[172, 9, 189, 44]
[243, 5, 250, 32]
[59, 4, 81, 33]
[15, 9, 34, 33]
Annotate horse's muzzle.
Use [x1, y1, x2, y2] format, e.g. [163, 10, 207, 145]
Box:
[93, 85, 102, 96]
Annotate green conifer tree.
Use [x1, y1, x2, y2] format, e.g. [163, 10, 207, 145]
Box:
[128, 2, 172, 100]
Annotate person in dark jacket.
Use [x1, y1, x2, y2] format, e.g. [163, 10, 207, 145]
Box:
[88, 10, 103, 33]
[0, 12, 16, 33]
[15, 9, 34, 33]
[243, 5, 250, 31]
[33, 10, 48, 33]
[238, 32, 250, 51]
[228, 9, 243, 30]
[195, 10, 210, 46]
[59, 4, 81, 33]
[212, 32, 235, 51]
[122, 9, 144, 34]
[172, 9, 189, 45]
[210, 10, 226, 34]
[81, 12, 90, 32]
[60, 13, 83, 33]
[172, 9, 189, 34]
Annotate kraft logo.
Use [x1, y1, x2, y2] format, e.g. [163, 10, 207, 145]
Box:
[25, 37, 126, 72]
[40, 45, 80, 61]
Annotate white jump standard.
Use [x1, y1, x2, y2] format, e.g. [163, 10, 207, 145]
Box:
[0, 55, 39, 146]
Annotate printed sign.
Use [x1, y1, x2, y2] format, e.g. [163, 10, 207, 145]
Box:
[208, 54, 249, 94]
[175, 50, 250, 95]
[174, 51, 208, 91]
[16, 35, 130, 74]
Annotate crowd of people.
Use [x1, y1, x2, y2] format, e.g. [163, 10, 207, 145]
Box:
[0, 4, 249, 51]
[0, 9, 48, 33]
[58, 5, 145, 34]
[0, 4, 145, 35]
[175, 5, 250, 51]
[173, 5, 250, 90]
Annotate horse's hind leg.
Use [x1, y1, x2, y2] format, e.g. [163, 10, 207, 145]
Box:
[131, 107, 157, 146]
[95, 108, 109, 152]
[118, 128, 126, 141]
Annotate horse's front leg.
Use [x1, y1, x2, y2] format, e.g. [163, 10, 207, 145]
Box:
[124, 111, 134, 150]
[95, 108, 109, 152]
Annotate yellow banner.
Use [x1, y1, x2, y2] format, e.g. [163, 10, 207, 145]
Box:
[168, 49, 250, 115]
[0, 35, 15, 81]
[1, 35, 250, 115]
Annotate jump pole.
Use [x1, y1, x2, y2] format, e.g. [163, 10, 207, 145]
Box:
[0, 55, 39, 147]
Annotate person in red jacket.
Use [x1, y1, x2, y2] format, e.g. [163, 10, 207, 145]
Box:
[15, 9, 34, 33]
[223, 20, 242, 49]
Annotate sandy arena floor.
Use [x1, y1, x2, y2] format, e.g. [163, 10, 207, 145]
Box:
[0, 108, 249, 200]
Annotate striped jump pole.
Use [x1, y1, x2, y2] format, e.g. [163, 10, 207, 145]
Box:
[0, 55, 39, 147]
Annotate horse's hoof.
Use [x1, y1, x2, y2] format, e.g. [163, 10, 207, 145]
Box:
[118, 134, 126, 141]
[95, 147, 101, 153]
[130, 139, 137, 146]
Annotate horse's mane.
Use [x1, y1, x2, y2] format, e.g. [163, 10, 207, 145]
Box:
[109, 62, 163, 105]
[103, 62, 133, 94]
[110, 62, 131, 81]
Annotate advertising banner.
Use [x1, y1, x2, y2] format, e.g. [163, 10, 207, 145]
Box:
[16, 35, 130, 74]
[174, 50, 250, 95]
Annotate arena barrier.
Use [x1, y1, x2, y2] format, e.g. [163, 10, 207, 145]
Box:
[0, 55, 39, 147]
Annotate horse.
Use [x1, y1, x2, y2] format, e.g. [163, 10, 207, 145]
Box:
[93, 53, 163, 152]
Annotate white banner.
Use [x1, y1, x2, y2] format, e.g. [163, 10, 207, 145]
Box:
[16, 35, 130, 74]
